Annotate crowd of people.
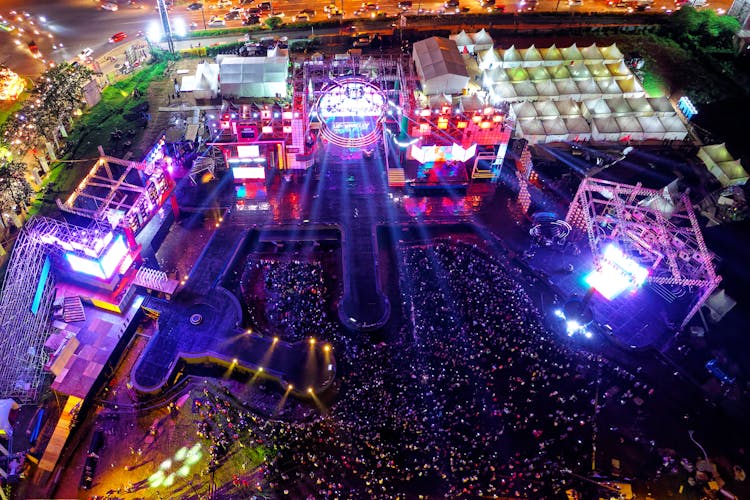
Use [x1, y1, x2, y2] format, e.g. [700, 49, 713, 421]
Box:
[222, 240, 660, 498]
[241, 258, 343, 346]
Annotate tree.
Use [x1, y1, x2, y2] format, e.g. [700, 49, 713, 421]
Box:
[0, 158, 32, 217]
[265, 16, 283, 30]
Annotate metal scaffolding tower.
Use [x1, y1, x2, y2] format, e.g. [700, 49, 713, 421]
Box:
[0, 219, 56, 403]
[566, 178, 722, 329]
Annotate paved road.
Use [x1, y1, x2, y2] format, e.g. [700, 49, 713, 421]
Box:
[0, 0, 732, 78]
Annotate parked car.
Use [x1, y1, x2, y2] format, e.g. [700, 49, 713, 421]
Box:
[208, 16, 226, 26]
[352, 33, 371, 47]
[78, 47, 94, 60]
[259, 1, 272, 10]
[294, 13, 309, 21]
[224, 10, 241, 19]
[187, 2, 204, 10]
[101, 2, 119, 11]
[109, 31, 127, 43]
[398, 0, 413, 8]
[243, 14, 261, 23]
[80, 429, 104, 490]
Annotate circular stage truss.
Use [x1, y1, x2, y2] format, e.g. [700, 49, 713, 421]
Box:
[315, 76, 387, 149]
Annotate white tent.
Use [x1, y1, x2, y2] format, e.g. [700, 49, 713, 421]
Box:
[627, 96, 654, 116]
[542, 117, 569, 142]
[617, 76, 645, 98]
[522, 45, 544, 67]
[607, 97, 634, 117]
[637, 116, 667, 140]
[506, 66, 530, 82]
[591, 116, 621, 141]
[606, 60, 632, 79]
[541, 44, 564, 66]
[513, 80, 538, 98]
[698, 144, 749, 186]
[512, 101, 538, 120]
[576, 78, 601, 100]
[565, 116, 592, 140]
[478, 49, 502, 70]
[489, 81, 517, 101]
[600, 43, 624, 63]
[582, 98, 611, 119]
[597, 77, 622, 98]
[458, 93, 485, 112]
[555, 79, 581, 100]
[451, 30, 475, 54]
[483, 67, 508, 89]
[500, 45, 523, 67]
[218, 55, 288, 98]
[413, 37, 470, 95]
[561, 43, 584, 63]
[527, 65, 550, 82]
[556, 98, 581, 118]
[660, 115, 689, 141]
[516, 119, 547, 143]
[547, 64, 572, 80]
[472, 29, 494, 52]
[568, 61, 591, 80]
[647, 97, 675, 116]
[586, 62, 611, 79]
[192, 62, 219, 99]
[581, 43, 604, 63]
[534, 100, 561, 118]
[616, 115, 644, 140]
[535, 80, 559, 99]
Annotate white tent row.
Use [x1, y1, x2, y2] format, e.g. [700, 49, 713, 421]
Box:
[450, 29, 494, 55]
[485, 61, 636, 84]
[480, 43, 625, 69]
[515, 114, 687, 144]
[581, 96, 677, 119]
[698, 143, 749, 187]
[486, 76, 644, 103]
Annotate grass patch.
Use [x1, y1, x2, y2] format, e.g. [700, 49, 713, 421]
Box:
[64, 61, 166, 161]
[0, 92, 28, 130]
[28, 62, 169, 217]
[607, 33, 746, 103]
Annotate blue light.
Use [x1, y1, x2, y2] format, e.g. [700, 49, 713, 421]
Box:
[31, 256, 51, 315]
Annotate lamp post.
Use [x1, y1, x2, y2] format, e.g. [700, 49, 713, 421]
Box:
[201, 5, 207, 30]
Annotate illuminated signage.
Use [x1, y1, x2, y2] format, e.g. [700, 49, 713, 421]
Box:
[65, 235, 129, 280]
[232, 166, 266, 180]
[237, 145, 260, 158]
[409, 143, 478, 164]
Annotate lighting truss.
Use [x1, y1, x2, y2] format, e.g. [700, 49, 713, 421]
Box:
[303, 55, 408, 144]
[0, 218, 57, 403]
[56, 154, 155, 221]
[566, 177, 721, 328]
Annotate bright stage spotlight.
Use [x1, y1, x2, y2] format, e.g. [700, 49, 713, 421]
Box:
[584, 244, 648, 300]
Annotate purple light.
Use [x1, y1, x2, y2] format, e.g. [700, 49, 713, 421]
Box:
[65, 252, 106, 279]
[99, 235, 128, 278]
[65, 235, 129, 280]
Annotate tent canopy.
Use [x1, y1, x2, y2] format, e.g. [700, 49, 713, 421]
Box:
[218, 55, 288, 98]
[698, 144, 749, 187]
[413, 37, 470, 95]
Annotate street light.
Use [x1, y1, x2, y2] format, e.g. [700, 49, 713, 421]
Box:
[201, 5, 207, 30]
